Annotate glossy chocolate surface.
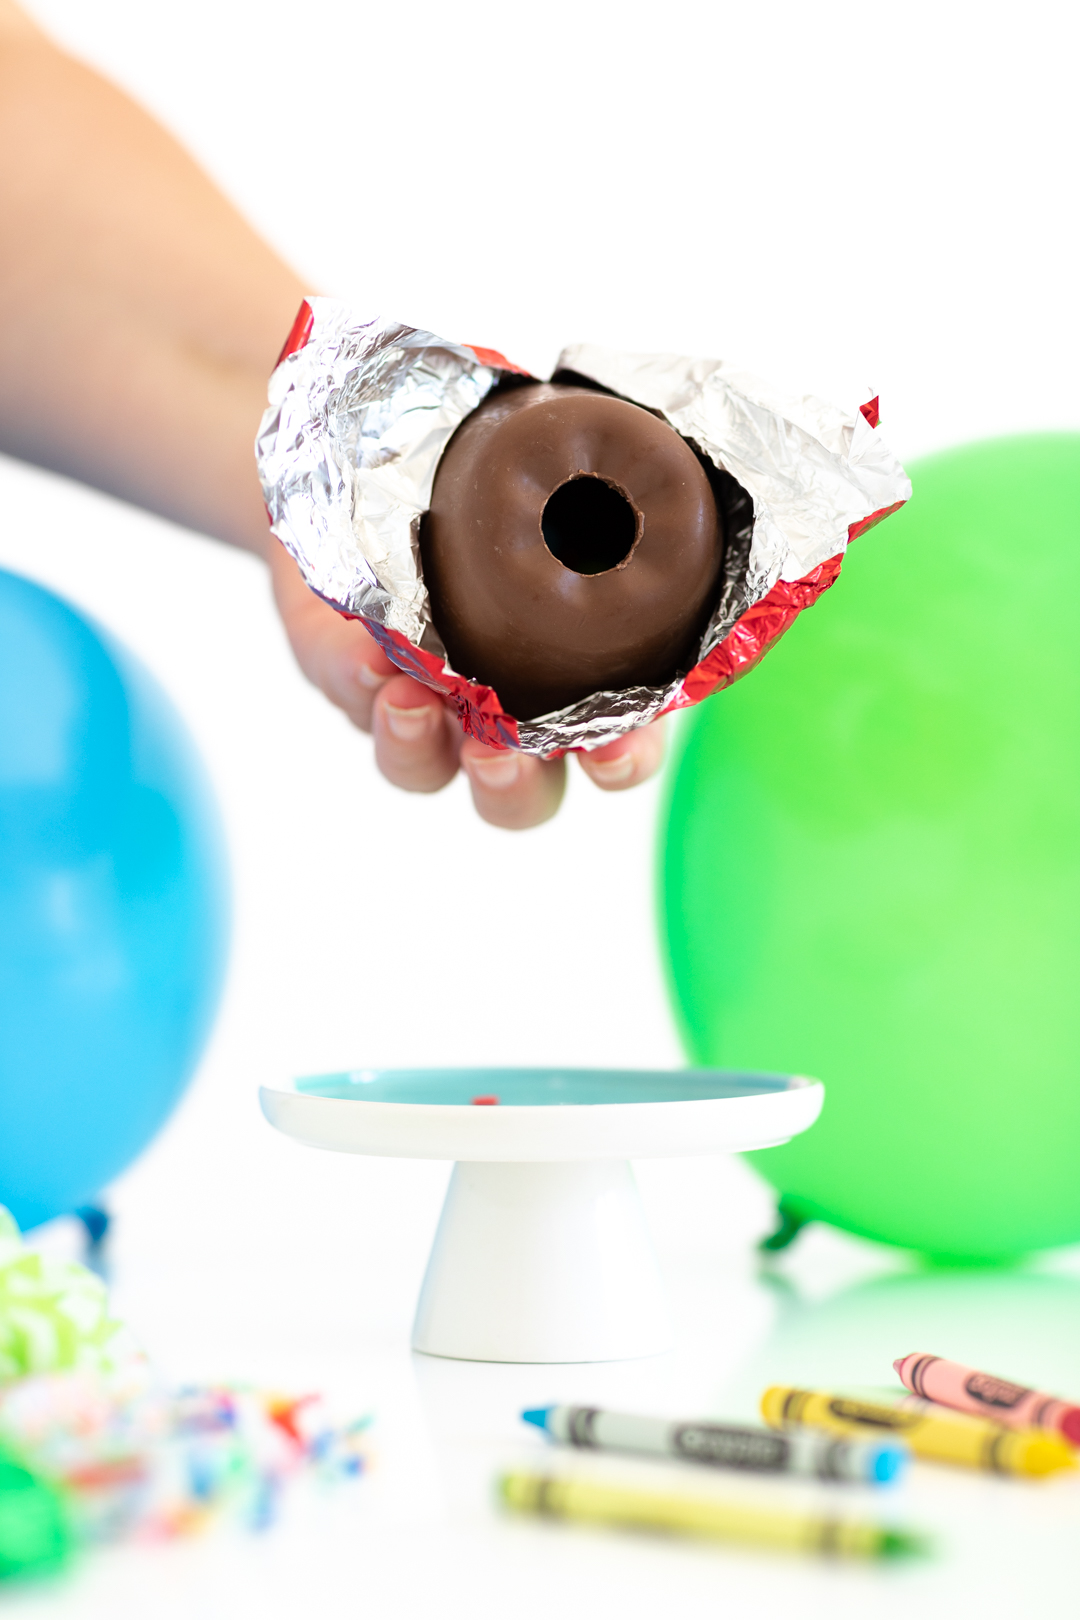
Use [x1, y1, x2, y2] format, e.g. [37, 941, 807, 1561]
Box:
[421, 383, 724, 720]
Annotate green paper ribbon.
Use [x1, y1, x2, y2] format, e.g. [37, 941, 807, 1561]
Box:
[0, 1210, 121, 1383]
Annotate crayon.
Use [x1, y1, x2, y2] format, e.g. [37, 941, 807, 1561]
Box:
[522, 1404, 906, 1484]
[499, 1470, 924, 1559]
[894, 1354, 1080, 1447]
[761, 1386, 1076, 1477]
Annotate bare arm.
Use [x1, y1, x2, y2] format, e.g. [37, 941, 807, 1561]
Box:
[0, 1, 303, 551]
[0, 3, 662, 824]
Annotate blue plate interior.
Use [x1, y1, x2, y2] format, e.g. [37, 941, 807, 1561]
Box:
[293, 1068, 797, 1107]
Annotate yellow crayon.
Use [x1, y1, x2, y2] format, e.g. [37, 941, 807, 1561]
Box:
[498, 1470, 924, 1559]
[761, 1387, 1076, 1477]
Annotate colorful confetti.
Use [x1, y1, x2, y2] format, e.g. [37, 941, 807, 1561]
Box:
[0, 1208, 370, 1577]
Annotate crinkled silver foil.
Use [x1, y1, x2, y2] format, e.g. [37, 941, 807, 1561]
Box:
[257, 300, 911, 754]
[257, 305, 496, 653]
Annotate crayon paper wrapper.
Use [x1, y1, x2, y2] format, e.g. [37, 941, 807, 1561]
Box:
[256, 298, 910, 754]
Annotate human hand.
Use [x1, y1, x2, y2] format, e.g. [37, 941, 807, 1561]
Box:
[268, 545, 666, 830]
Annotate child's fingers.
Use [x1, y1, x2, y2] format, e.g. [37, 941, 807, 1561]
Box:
[460, 737, 566, 830]
[269, 543, 394, 730]
[576, 718, 666, 792]
[372, 676, 462, 794]
[270, 541, 662, 819]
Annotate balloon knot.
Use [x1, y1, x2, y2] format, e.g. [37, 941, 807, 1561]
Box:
[759, 1197, 813, 1253]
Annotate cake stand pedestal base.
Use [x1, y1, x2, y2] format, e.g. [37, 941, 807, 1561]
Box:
[411, 1160, 671, 1364]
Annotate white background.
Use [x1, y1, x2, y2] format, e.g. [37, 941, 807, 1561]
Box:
[3, 1, 1080, 1614]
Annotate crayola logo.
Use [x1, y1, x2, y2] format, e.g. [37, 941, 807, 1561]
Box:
[828, 1399, 919, 1431]
[964, 1374, 1028, 1409]
[673, 1426, 787, 1470]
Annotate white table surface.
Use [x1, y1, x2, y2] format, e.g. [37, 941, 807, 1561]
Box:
[3, 1, 1080, 1611]
[7, 1144, 1080, 1619]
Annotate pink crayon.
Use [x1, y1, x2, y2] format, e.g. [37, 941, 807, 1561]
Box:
[894, 1354, 1080, 1447]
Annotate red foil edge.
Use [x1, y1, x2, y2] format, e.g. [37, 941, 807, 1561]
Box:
[859, 396, 881, 429]
[466, 344, 530, 377]
[362, 620, 521, 751]
[848, 498, 905, 544]
[664, 498, 906, 713]
[275, 300, 315, 369]
[667, 554, 844, 712]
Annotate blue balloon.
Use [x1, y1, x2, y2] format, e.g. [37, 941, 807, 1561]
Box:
[0, 569, 229, 1228]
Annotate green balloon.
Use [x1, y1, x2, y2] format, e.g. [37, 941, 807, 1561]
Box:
[659, 435, 1080, 1262]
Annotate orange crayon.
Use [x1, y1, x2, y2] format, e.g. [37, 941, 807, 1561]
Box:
[894, 1354, 1080, 1448]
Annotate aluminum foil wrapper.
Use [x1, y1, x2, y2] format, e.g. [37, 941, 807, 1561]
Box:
[257, 298, 911, 754]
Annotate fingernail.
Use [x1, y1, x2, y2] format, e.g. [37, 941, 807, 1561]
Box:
[384, 702, 437, 742]
[588, 752, 636, 786]
[357, 661, 389, 690]
[467, 753, 521, 790]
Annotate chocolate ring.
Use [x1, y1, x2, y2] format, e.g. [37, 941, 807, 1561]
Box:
[420, 383, 724, 721]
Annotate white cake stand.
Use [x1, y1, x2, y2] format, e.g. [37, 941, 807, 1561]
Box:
[260, 1069, 822, 1365]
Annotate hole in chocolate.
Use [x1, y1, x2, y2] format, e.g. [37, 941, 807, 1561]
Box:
[541, 476, 638, 576]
